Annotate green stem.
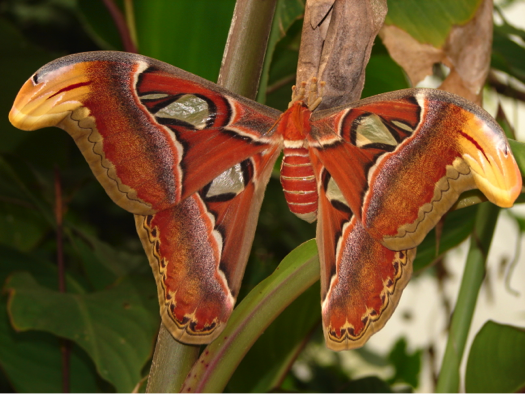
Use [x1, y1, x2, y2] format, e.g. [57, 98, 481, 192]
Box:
[145, 324, 200, 393]
[436, 202, 500, 392]
[217, 0, 277, 98]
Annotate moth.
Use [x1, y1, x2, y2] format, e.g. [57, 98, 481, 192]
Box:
[9, 51, 522, 351]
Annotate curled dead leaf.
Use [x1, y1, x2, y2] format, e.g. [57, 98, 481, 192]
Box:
[297, 0, 388, 109]
[380, 0, 492, 104]
[379, 25, 443, 87]
[307, 0, 335, 35]
[440, 0, 492, 103]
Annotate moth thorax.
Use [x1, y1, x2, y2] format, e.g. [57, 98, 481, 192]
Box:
[280, 147, 318, 223]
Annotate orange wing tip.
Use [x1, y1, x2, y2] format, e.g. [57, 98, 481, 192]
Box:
[161, 308, 225, 345]
[322, 248, 415, 351]
[462, 151, 522, 208]
[323, 317, 376, 351]
[323, 298, 402, 351]
[135, 211, 236, 346]
[162, 289, 234, 345]
[9, 65, 91, 132]
[460, 118, 522, 208]
[323, 306, 397, 351]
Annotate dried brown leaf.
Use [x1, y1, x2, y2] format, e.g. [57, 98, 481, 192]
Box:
[307, 0, 335, 31]
[380, 0, 492, 104]
[296, 2, 325, 87]
[440, 0, 492, 103]
[297, 0, 388, 110]
[379, 25, 443, 87]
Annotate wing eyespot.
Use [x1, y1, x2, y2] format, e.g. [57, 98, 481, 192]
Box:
[201, 159, 253, 202]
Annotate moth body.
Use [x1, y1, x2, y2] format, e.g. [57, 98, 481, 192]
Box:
[278, 102, 318, 223]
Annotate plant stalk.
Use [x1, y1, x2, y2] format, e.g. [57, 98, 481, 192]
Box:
[123, 0, 138, 51]
[102, 0, 138, 53]
[145, 324, 200, 393]
[217, 0, 277, 97]
[54, 168, 70, 393]
[436, 202, 500, 392]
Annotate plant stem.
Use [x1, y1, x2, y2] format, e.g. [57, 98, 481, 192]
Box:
[101, 0, 138, 53]
[217, 0, 277, 98]
[436, 202, 500, 392]
[54, 168, 70, 393]
[146, 324, 200, 393]
[123, 0, 138, 51]
[54, 168, 65, 294]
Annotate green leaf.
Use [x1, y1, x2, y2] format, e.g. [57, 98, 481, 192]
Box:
[0, 301, 100, 393]
[362, 51, 409, 98]
[0, 246, 98, 391]
[413, 204, 477, 272]
[0, 201, 48, 251]
[384, 0, 483, 47]
[80, 1, 237, 80]
[180, 240, 319, 393]
[5, 272, 159, 392]
[387, 337, 422, 388]
[257, 0, 304, 103]
[133, 0, 236, 81]
[227, 281, 321, 392]
[492, 19, 525, 84]
[0, 18, 58, 153]
[67, 226, 148, 287]
[346, 376, 393, 393]
[67, 233, 117, 290]
[465, 321, 525, 393]
[509, 139, 525, 177]
[0, 244, 86, 294]
[77, 0, 124, 50]
[0, 155, 55, 228]
[264, 18, 302, 110]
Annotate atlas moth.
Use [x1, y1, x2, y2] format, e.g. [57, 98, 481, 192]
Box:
[9, 51, 521, 350]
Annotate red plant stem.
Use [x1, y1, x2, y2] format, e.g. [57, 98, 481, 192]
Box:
[54, 168, 70, 393]
[55, 168, 65, 293]
[60, 340, 71, 393]
[101, 0, 138, 53]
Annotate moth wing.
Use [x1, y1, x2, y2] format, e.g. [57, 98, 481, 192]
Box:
[312, 154, 415, 351]
[310, 88, 521, 251]
[136, 146, 280, 344]
[10, 51, 281, 215]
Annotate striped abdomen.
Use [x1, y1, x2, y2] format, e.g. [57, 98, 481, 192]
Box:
[280, 147, 318, 223]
